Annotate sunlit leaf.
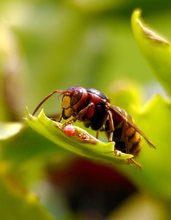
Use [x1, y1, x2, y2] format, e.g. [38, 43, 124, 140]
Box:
[2, 127, 68, 164]
[131, 9, 171, 96]
[121, 95, 171, 200]
[25, 109, 133, 165]
[0, 122, 24, 141]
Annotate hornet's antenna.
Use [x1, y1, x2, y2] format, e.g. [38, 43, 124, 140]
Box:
[32, 90, 63, 116]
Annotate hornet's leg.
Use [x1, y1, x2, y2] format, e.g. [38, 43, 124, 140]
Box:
[96, 130, 99, 139]
[104, 110, 114, 142]
[120, 120, 129, 153]
[63, 103, 95, 127]
[128, 158, 142, 169]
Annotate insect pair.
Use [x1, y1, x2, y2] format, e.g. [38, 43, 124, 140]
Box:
[32, 86, 155, 168]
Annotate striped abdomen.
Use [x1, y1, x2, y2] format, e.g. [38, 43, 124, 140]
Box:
[111, 107, 142, 156]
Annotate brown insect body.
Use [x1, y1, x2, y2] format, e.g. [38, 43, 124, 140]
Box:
[32, 86, 155, 167]
[105, 107, 141, 157]
[61, 87, 109, 131]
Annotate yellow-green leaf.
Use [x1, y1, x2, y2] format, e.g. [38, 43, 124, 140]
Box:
[121, 95, 171, 200]
[0, 175, 55, 220]
[25, 109, 133, 165]
[131, 9, 171, 96]
[0, 122, 24, 141]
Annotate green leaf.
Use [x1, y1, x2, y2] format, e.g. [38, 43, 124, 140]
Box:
[2, 127, 69, 164]
[25, 109, 133, 165]
[131, 9, 171, 96]
[121, 95, 171, 200]
[0, 175, 55, 220]
[0, 122, 24, 141]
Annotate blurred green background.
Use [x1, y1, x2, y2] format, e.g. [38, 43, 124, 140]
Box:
[1, 0, 171, 219]
[1, 0, 171, 121]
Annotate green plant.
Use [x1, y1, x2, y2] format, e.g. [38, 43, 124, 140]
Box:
[1, 4, 171, 220]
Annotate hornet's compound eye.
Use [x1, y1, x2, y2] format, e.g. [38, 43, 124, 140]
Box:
[70, 91, 82, 106]
[62, 95, 71, 109]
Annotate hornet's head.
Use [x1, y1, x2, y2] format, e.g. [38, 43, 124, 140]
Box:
[32, 86, 88, 119]
[61, 87, 87, 119]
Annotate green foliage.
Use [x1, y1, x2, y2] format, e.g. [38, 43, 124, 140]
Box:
[0, 122, 23, 141]
[0, 176, 55, 220]
[132, 9, 171, 96]
[121, 95, 171, 199]
[122, 9, 171, 201]
[1, 1, 171, 219]
[25, 109, 133, 164]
